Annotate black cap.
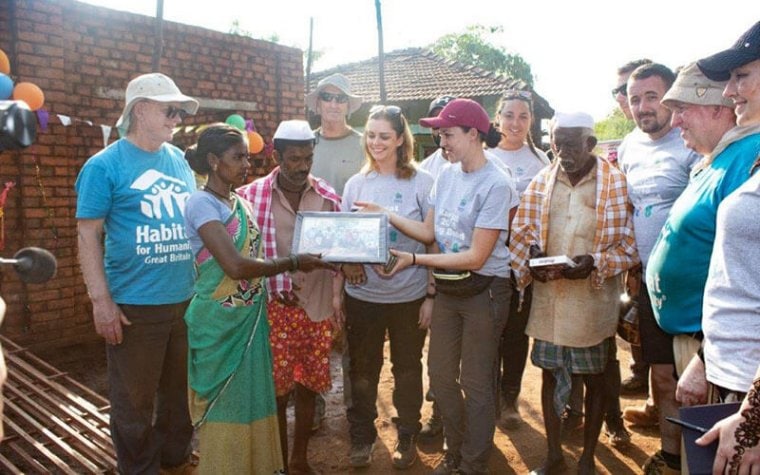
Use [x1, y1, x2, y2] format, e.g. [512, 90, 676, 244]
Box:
[698, 21, 760, 81]
[427, 95, 456, 117]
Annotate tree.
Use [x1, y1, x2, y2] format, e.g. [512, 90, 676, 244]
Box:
[429, 25, 534, 86]
[229, 20, 322, 71]
[594, 108, 636, 141]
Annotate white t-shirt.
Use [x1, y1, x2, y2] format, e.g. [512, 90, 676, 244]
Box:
[487, 144, 550, 195]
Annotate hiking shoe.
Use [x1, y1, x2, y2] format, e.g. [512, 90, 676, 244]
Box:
[419, 413, 443, 439]
[623, 402, 659, 427]
[349, 441, 375, 468]
[392, 434, 417, 469]
[642, 450, 680, 475]
[621, 373, 649, 395]
[432, 452, 460, 474]
[499, 402, 523, 430]
[312, 393, 326, 432]
[603, 421, 631, 448]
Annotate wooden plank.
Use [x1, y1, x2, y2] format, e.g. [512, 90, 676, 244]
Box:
[3, 398, 101, 473]
[5, 368, 114, 451]
[4, 383, 116, 469]
[3, 417, 77, 474]
[5, 442, 50, 474]
[0, 452, 23, 474]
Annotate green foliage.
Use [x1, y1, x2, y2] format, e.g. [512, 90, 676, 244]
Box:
[595, 108, 636, 141]
[228, 20, 320, 71]
[429, 25, 534, 86]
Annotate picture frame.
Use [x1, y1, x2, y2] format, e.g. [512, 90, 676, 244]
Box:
[291, 211, 389, 263]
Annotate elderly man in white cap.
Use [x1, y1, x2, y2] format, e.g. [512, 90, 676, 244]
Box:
[305, 73, 364, 196]
[237, 120, 342, 475]
[75, 72, 198, 473]
[510, 111, 638, 475]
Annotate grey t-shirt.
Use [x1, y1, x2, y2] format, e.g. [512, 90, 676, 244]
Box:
[341, 169, 434, 303]
[487, 144, 550, 195]
[618, 127, 700, 266]
[703, 170, 760, 392]
[430, 159, 513, 277]
[184, 191, 234, 255]
[311, 128, 364, 196]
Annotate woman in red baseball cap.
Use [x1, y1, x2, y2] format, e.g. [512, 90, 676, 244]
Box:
[356, 98, 519, 474]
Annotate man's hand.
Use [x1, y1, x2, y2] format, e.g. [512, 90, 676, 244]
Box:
[676, 354, 708, 406]
[330, 291, 345, 331]
[562, 254, 595, 280]
[342, 264, 367, 285]
[276, 289, 301, 307]
[528, 244, 550, 282]
[92, 298, 131, 345]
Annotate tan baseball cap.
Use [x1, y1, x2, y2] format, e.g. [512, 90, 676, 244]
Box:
[662, 62, 733, 109]
[116, 73, 199, 133]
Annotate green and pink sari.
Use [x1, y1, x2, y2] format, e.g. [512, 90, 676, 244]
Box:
[185, 196, 284, 474]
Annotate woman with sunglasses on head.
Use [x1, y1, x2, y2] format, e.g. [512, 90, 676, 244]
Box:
[487, 90, 551, 430]
[338, 105, 434, 470]
[358, 99, 517, 474]
[182, 124, 334, 474]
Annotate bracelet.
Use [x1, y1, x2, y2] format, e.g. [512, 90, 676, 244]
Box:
[425, 292, 436, 300]
[289, 254, 299, 272]
[412, 253, 416, 265]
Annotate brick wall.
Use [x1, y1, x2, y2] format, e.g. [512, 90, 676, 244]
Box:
[0, 0, 304, 349]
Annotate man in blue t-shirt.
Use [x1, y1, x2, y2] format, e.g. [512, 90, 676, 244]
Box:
[75, 73, 199, 474]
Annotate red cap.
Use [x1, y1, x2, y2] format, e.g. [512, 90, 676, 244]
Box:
[419, 98, 490, 134]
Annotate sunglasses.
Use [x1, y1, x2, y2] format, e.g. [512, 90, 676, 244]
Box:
[318, 91, 349, 104]
[369, 105, 402, 116]
[503, 89, 532, 101]
[611, 84, 627, 98]
[164, 105, 188, 120]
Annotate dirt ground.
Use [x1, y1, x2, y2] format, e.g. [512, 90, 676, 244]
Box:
[46, 335, 659, 474]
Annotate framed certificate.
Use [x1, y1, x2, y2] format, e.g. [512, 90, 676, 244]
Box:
[291, 212, 389, 263]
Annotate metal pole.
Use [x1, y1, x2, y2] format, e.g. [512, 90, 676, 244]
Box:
[152, 0, 164, 72]
[374, 0, 386, 103]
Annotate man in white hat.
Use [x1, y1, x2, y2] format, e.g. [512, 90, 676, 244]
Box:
[237, 120, 342, 474]
[305, 72, 364, 428]
[510, 112, 639, 475]
[617, 62, 703, 475]
[75, 72, 198, 473]
[305, 73, 364, 196]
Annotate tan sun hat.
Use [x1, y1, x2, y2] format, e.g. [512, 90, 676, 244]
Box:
[662, 62, 733, 109]
[116, 73, 199, 133]
[305, 73, 362, 114]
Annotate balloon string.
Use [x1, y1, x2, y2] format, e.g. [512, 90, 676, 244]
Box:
[32, 153, 59, 244]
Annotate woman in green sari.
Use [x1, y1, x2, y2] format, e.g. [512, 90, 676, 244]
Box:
[183, 124, 334, 474]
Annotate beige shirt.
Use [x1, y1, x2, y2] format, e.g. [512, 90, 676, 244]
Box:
[271, 179, 335, 322]
[526, 165, 621, 347]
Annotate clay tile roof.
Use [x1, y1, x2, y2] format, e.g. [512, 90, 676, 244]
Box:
[307, 47, 553, 118]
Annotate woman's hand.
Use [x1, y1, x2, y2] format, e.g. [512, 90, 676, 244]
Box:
[418, 297, 434, 330]
[696, 410, 760, 474]
[352, 200, 388, 215]
[342, 264, 366, 285]
[378, 249, 412, 277]
[296, 254, 338, 273]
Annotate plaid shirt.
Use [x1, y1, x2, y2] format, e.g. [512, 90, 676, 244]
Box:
[237, 167, 341, 299]
[510, 157, 639, 292]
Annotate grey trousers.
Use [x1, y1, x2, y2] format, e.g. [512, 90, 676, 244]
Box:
[428, 277, 511, 473]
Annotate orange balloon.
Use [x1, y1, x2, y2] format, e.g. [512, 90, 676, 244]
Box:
[0, 49, 9, 75]
[248, 131, 264, 154]
[13, 82, 45, 111]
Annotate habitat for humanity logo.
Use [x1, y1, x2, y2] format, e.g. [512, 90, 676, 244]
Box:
[130, 170, 191, 219]
[131, 169, 192, 265]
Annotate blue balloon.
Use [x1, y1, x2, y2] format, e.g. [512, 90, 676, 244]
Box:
[0, 73, 12, 100]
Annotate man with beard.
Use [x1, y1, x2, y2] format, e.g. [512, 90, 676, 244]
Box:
[617, 62, 701, 475]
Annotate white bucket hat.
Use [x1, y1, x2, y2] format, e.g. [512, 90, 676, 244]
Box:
[116, 73, 199, 133]
[305, 73, 362, 114]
